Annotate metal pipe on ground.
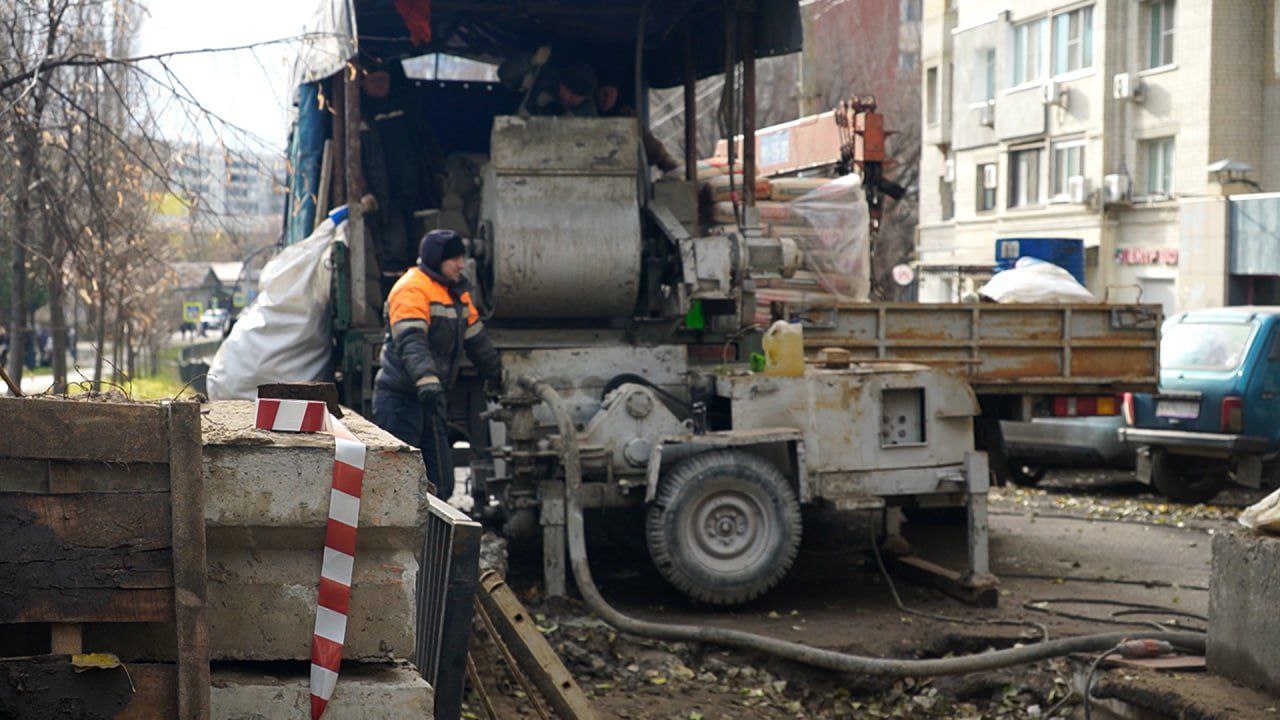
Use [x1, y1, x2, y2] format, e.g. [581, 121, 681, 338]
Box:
[516, 374, 1206, 677]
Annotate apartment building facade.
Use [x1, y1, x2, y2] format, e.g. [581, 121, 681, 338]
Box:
[917, 0, 1280, 314]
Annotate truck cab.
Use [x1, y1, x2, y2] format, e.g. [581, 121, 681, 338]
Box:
[1121, 306, 1280, 502]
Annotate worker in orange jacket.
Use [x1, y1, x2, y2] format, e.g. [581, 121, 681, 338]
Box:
[372, 230, 502, 499]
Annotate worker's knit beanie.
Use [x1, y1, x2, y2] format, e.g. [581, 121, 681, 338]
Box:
[419, 230, 466, 274]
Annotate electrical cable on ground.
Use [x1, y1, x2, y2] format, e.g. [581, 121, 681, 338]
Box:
[1023, 598, 1207, 633]
[997, 571, 1209, 592]
[519, 374, 1206, 677]
[1083, 643, 1126, 720]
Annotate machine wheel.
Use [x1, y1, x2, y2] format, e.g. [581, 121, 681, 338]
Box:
[646, 450, 801, 605]
[1008, 463, 1047, 487]
[1150, 451, 1226, 504]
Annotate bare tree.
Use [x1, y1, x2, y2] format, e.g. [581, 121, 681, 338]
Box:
[0, 0, 288, 393]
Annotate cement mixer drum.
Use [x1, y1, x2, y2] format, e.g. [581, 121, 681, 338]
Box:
[480, 116, 644, 319]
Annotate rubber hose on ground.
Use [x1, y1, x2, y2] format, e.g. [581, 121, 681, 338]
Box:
[517, 375, 1206, 677]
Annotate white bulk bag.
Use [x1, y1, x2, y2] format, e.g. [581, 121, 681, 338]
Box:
[207, 208, 347, 400]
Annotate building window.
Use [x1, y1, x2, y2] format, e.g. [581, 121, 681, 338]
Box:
[1051, 140, 1086, 199]
[1012, 18, 1048, 86]
[899, 51, 918, 72]
[976, 163, 997, 212]
[1147, 0, 1175, 68]
[901, 0, 921, 23]
[1052, 5, 1093, 75]
[1143, 137, 1175, 196]
[973, 48, 996, 102]
[926, 66, 939, 125]
[1009, 148, 1042, 207]
[931, 65, 942, 124]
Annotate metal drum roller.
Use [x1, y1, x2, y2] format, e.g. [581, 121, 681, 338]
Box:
[478, 116, 643, 319]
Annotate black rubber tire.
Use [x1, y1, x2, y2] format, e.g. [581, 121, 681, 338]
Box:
[646, 450, 802, 605]
[1008, 463, 1048, 487]
[1150, 451, 1226, 504]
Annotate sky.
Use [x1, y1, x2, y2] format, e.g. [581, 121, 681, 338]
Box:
[136, 0, 319, 153]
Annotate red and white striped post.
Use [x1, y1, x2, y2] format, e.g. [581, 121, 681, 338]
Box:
[254, 397, 366, 720]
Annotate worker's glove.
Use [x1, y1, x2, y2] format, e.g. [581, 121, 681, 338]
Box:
[415, 375, 444, 404]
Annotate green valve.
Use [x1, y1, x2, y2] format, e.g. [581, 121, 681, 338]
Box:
[684, 299, 705, 330]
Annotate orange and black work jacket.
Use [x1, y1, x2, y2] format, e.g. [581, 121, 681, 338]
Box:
[375, 266, 502, 396]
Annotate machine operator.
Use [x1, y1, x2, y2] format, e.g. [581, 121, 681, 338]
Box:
[372, 230, 502, 500]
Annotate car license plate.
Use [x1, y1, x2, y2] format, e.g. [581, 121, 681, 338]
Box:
[1156, 400, 1200, 419]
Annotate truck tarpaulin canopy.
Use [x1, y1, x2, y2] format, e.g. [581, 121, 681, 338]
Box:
[296, 0, 802, 88]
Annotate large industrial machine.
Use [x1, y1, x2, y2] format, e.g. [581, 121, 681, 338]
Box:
[281, 0, 1007, 606]
[471, 116, 990, 603]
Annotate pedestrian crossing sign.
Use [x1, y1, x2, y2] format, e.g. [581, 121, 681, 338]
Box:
[182, 302, 202, 323]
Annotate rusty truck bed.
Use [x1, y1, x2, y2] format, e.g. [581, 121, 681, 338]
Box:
[780, 302, 1161, 395]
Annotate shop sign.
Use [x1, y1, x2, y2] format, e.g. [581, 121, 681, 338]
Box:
[1114, 247, 1178, 265]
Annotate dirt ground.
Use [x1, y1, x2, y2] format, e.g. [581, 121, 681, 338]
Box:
[463, 470, 1280, 719]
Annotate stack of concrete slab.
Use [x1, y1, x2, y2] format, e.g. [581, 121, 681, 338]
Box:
[87, 401, 435, 717]
[1208, 529, 1280, 695]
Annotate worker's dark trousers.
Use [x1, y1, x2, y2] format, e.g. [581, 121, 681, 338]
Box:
[372, 387, 454, 500]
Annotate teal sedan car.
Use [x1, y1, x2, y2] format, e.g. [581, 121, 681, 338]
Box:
[1120, 307, 1280, 503]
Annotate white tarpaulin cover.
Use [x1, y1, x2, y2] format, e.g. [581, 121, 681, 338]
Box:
[979, 256, 1098, 304]
[294, 0, 357, 86]
[786, 173, 871, 300]
[1240, 488, 1280, 534]
[207, 208, 347, 400]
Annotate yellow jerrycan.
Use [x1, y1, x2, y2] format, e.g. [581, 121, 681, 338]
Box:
[761, 320, 805, 377]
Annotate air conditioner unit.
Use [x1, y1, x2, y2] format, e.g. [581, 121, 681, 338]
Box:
[978, 104, 995, 127]
[1068, 175, 1091, 204]
[1112, 73, 1146, 103]
[1103, 174, 1132, 205]
[982, 163, 998, 189]
[943, 158, 955, 183]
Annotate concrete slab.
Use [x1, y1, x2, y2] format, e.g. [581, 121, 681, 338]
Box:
[211, 663, 433, 719]
[202, 401, 427, 533]
[88, 547, 418, 662]
[1208, 529, 1280, 695]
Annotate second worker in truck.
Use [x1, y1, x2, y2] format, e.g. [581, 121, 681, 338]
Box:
[373, 229, 502, 499]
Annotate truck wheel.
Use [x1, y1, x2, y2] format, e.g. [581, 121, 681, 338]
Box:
[646, 450, 801, 605]
[1008, 463, 1047, 487]
[1150, 452, 1226, 504]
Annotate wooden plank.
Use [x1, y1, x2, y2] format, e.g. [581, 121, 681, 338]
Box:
[887, 555, 999, 609]
[0, 397, 169, 463]
[0, 657, 177, 719]
[166, 402, 209, 720]
[0, 491, 174, 623]
[257, 381, 343, 417]
[0, 459, 170, 494]
[477, 572, 600, 720]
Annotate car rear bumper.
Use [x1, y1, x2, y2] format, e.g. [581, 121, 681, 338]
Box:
[1117, 427, 1273, 454]
[1002, 417, 1133, 467]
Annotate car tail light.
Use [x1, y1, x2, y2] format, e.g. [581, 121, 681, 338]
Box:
[1051, 395, 1121, 417]
[1221, 396, 1244, 433]
[1122, 393, 1135, 426]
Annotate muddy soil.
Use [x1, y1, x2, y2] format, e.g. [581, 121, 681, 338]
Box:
[461, 470, 1271, 719]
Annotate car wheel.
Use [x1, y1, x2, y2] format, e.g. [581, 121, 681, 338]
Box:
[646, 450, 801, 605]
[1150, 452, 1226, 504]
[1008, 463, 1047, 487]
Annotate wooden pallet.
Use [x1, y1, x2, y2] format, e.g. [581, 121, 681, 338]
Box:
[0, 397, 209, 719]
